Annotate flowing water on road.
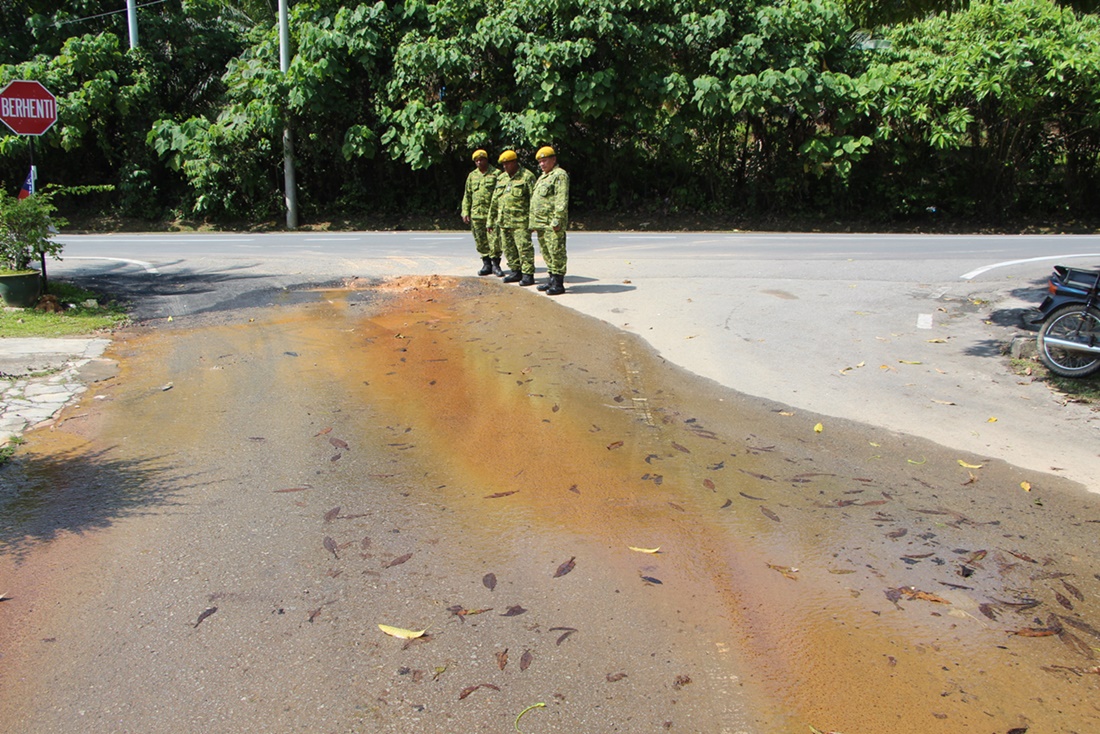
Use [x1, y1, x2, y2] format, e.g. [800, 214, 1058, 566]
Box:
[1, 276, 1099, 733]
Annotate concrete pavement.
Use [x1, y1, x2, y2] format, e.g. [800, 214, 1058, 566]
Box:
[0, 337, 115, 445]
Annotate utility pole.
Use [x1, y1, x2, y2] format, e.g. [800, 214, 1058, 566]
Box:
[126, 0, 138, 49]
[278, 0, 299, 229]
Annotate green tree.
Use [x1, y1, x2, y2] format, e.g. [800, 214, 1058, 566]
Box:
[859, 0, 1100, 217]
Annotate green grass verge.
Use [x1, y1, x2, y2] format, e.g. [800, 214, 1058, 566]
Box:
[1010, 358, 1100, 402]
[0, 280, 129, 337]
[0, 436, 24, 467]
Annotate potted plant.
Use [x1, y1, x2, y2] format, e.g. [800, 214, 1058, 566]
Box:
[0, 191, 67, 307]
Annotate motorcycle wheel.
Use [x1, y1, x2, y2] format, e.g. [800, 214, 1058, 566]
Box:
[1037, 305, 1100, 378]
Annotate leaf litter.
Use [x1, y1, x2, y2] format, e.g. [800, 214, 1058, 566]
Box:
[554, 557, 576, 577]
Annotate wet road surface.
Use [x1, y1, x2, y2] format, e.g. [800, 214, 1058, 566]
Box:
[1, 276, 1099, 733]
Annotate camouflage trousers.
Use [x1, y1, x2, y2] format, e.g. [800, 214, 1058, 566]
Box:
[534, 228, 567, 275]
[471, 219, 502, 258]
[498, 227, 535, 274]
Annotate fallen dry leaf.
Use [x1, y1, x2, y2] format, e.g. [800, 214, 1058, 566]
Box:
[957, 459, 983, 469]
[766, 563, 799, 581]
[384, 552, 413, 568]
[892, 586, 950, 604]
[378, 624, 426, 639]
[483, 572, 497, 591]
[551, 627, 577, 645]
[628, 546, 661, 554]
[554, 557, 576, 577]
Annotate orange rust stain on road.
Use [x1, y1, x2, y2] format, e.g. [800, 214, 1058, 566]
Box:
[344, 278, 1100, 733]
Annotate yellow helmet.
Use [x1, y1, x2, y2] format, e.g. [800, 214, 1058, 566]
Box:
[535, 146, 556, 160]
[471, 149, 488, 162]
[498, 150, 518, 163]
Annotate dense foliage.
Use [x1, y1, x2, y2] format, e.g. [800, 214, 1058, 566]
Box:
[1, 0, 1098, 226]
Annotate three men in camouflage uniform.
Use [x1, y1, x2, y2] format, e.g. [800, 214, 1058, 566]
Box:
[488, 150, 538, 286]
[461, 149, 504, 277]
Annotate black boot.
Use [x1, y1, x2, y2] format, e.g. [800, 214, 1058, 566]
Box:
[546, 273, 565, 296]
[519, 273, 535, 286]
[491, 257, 504, 277]
[478, 257, 493, 276]
[537, 277, 550, 291]
[503, 270, 522, 283]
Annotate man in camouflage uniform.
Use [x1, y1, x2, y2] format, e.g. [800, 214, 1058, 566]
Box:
[461, 149, 504, 276]
[529, 146, 569, 295]
[488, 149, 538, 286]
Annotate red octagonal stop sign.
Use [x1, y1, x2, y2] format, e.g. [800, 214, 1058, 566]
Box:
[0, 80, 58, 136]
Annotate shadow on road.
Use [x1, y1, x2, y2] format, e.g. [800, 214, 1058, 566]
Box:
[67, 261, 339, 321]
[0, 445, 187, 559]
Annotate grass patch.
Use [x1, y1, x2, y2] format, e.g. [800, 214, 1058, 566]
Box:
[0, 436, 24, 467]
[0, 280, 129, 337]
[1010, 357, 1100, 403]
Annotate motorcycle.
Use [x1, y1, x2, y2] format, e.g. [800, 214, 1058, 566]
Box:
[1033, 264, 1100, 378]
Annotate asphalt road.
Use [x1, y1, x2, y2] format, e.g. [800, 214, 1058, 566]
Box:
[51, 230, 1100, 491]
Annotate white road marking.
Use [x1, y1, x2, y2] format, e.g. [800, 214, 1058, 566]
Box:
[917, 313, 933, 329]
[960, 254, 1100, 280]
[63, 256, 160, 274]
[411, 236, 464, 240]
[60, 236, 254, 243]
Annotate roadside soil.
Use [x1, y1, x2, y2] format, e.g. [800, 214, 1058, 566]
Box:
[1, 276, 1098, 733]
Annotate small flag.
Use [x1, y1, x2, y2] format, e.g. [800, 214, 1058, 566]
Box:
[17, 167, 35, 199]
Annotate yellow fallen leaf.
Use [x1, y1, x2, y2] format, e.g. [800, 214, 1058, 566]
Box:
[987, 416, 998, 423]
[515, 702, 546, 732]
[869, 441, 880, 447]
[814, 422, 824, 433]
[856, 361, 865, 368]
[899, 360, 922, 365]
[926, 338, 946, 343]
[1021, 481, 1032, 492]
[628, 546, 661, 554]
[931, 399, 956, 405]
[957, 460, 984, 469]
[378, 624, 427, 639]
[778, 411, 794, 416]
[907, 457, 927, 465]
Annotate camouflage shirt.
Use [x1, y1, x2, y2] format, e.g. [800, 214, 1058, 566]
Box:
[529, 165, 569, 230]
[461, 165, 500, 220]
[489, 167, 537, 229]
